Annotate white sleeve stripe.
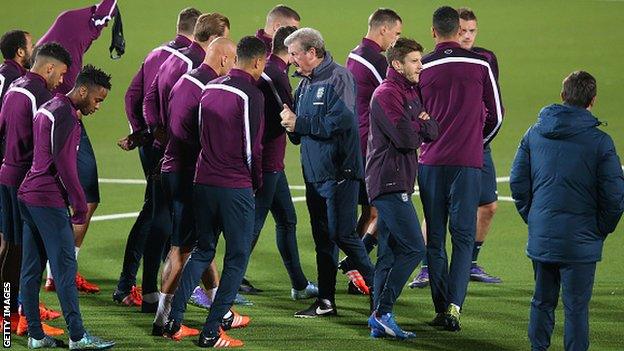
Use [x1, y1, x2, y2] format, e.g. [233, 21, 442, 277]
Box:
[7, 87, 37, 117]
[182, 74, 206, 90]
[93, 0, 118, 26]
[260, 72, 283, 106]
[152, 46, 193, 72]
[0, 74, 5, 96]
[204, 84, 252, 169]
[347, 53, 383, 84]
[422, 56, 503, 143]
[38, 108, 56, 155]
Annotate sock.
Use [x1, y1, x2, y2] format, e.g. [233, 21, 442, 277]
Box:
[46, 261, 53, 280]
[362, 233, 377, 253]
[472, 241, 483, 266]
[223, 310, 232, 319]
[74, 246, 80, 260]
[421, 255, 428, 268]
[207, 287, 217, 301]
[154, 293, 173, 326]
[143, 292, 160, 304]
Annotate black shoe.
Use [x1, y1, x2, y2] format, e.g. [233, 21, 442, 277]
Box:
[428, 313, 446, 327]
[163, 319, 181, 339]
[151, 323, 164, 336]
[294, 299, 337, 318]
[347, 281, 364, 295]
[239, 277, 263, 294]
[141, 301, 157, 313]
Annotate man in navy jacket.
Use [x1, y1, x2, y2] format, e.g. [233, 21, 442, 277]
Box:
[281, 27, 375, 318]
[510, 71, 624, 351]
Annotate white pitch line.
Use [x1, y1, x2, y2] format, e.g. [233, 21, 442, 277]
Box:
[91, 212, 140, 222]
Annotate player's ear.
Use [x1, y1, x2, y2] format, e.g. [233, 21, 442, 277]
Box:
[79, 85, 89, 98]
[431, 27, 436, 39]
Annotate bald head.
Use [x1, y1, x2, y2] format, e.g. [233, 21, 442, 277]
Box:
[204, 37, 237, 76]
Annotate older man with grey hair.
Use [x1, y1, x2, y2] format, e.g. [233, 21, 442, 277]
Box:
[280, 27, 375, 318]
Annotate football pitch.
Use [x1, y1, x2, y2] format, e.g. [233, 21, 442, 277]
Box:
[2, 0, 624, 350]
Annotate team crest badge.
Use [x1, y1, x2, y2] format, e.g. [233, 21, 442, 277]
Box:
[316, 87, 325, 99]
[401, 193, 409, 202]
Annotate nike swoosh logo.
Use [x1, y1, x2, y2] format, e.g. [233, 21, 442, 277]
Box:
[316, 307, 333, 314]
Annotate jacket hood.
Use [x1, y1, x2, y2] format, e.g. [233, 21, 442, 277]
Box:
[534, 103, 600, 139]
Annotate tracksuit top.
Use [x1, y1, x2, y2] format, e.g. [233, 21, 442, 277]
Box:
[0, 72, 52, 187]
[143, 41, 206, 148]
[125, 35, 192, 133]
[365, 68, 439, 202]
[510, 104, 624, 263]
[257, 54, 292, 172]
[161, 63, 218, 173]
[255, 29, 273, 54]
[194, 69, 265, 191]
[290, 53, 363, 183]
[418, 41, 504, 168]
[38, 0, 118, 95]
[346, 38, 387, 160]
[18, 94, 88, 224]
[0, 59, 27, 111]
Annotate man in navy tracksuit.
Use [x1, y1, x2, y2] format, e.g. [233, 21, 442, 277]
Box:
[418, 6, 503, 331]
[164, 36, 266, 348]
[251, 25, 318, 300]
[18, 65, 114, 350]
[280, 27, 375, 318]
[510, 71, 624, 351]
[365, 38, 439, 339]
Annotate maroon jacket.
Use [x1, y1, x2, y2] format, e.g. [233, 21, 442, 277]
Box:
[346, 38, 387, 161]
[18, 94, 87, 224]
[195, 69, 265, 190]
[0, 72, 52, 187]
[0, 59, 27, 111]
[419, 41, 503, 168]
[124, 35, 192, 134]
[365, 68, 439, 202]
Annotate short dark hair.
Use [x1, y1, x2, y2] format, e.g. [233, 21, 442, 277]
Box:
[386, 38, 423, 65]
[194, 13, 230, 43]
[272, 26, 297, 54]
[0, 30, 28, 60]
[457, 7, 477, 21]
[562, 71, 596, 108]
[34, 42, 72, 68]
[177, 7, 202, 35]
[75, 64, 112, 90]
[368, 8, 402, 29]
[237, 36, 267, 63]
[267, 5, 301, 23]
[433, 6, 460, 38]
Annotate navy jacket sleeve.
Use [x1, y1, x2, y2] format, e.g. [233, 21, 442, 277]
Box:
[596, 134, 624, 236]
[294, 73, 356, 139]
[53, 114, 88, 224]
[510, 131, 532, 223]
[287, 84, 302, 145]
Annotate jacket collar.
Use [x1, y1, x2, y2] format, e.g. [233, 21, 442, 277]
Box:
[386, 67, 416, 89]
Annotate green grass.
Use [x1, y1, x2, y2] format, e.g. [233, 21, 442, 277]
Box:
[2, 1, 624, 350]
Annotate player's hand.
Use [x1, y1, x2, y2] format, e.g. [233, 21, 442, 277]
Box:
[117, 136, 134, 151]
[418, 111, 430, 120]
[153, 127, 168, 145]
[280, 104, 297, 133]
